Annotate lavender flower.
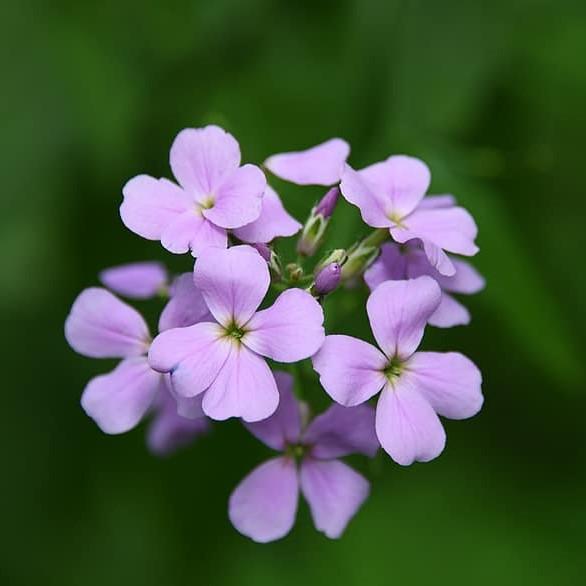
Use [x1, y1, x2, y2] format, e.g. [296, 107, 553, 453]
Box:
[312, 276, 483, 465]
[148, 246, 325, 422]
[99, 261, 168, 299]
[340, 157, 478, 275]
[229, 372, 378, 542]
[120, 125, 266, 257]
[364, 241, 485, 327]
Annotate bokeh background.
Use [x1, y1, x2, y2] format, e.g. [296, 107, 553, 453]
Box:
[2, 0, 586, 584]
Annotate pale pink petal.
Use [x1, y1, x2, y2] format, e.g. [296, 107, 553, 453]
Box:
[428, 293, 471, 328]
[363, 242, 409, 290]
[120, 175, 191, 240]
[167, 380, 206, 419]
[339, 165, 393, 228]
[375, 381, 446, 465]
[418, 194, 456, 209]
[303, 403, 378, 459]
[233, 186, 301, 243]
[229, 457, 299, 543]
[99, 262, 167, 300]
[419, 240, 456, 276]
[202, 345, 279, 422]
[436, 258, 485, 294]
[65, 288, 150, 359]
[264, 138, 350, 186]
[148, 322, 231, 398]
[312, 335, 387, 407]
[244, 289, 325, 362]
[202, 164, 266, 229]
[169, 125, 241, 194]
[193, 245, 270, 327]
[360, 155, 430, 218]
[406, 352, 483, 419]
[158, 273, 212, 332]
[366, 277, 441, 359]
[244, 371, 301, 450]
[300, 459, 369, 539]
[80, 357, 161, 434]
[160, 211, 227, 256]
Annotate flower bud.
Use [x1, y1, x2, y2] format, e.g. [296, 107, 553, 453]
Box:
[314, 248, 347, 274]
[296, 188, 341, 257]
[314, 187, 340, 219]
[313, 263, 341, 296]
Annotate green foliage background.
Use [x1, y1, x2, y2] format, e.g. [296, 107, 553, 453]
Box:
[2, 1, 585, 584]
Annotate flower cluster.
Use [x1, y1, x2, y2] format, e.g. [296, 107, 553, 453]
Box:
[65, 125, 484, 542]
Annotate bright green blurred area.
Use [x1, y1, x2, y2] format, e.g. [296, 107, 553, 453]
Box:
[2, 0, 585, 584]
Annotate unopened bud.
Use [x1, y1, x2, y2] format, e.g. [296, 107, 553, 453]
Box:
[314, 187, 340, 219]
[314, 248, 347, 274]
[313, 263, 341, 296]
[296, 188, 341, 257]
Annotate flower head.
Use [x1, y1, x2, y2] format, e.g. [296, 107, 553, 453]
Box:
[229, 372, 378, 542]
[148, 246, 325, 422]
[340, 156, 478, 275]
[312, 276, 483, 465]
[120, 125, 267, 257]
[364, 242, 485, 327]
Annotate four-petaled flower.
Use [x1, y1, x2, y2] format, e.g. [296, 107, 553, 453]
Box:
[229, 372, 378, 542]
[312, 276, 483, 465]
[148, 246, 325, 422]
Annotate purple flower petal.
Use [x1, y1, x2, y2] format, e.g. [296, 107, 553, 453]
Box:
[244, 371, 301, 450]
[99, 261, 167, 300]
[120, 175, 192, 241]
[244, 289, 325, 362]
[202, 164, 266, 229]
[359, 155, 431, 218]
[158, 273, 212, 332]
[233, 186, 301, 243]
[65, 288, 150, 359]
[406, 352, 483, 419]
[436, 258, 485, 294]
[80, 357, 161, 434]
[303, 403, 379, 459]
[167, 380, 206, 419]
[375, 382, 446, 466]
[339, 165, 393, 228]
[312, 335, 387, 407]
[264, 138, 350, 186]
[229, 457, 299, 543]
[169, 125, 241, 194]
[193, 245, 270, 327]
[148, 322, 231, 398]
[300, 458, 369, 539]
[428, 293, 471, 328]
[418, 194, 456, 209]
[160, 211, 227, 257]
[363, 242, 410, 290]
[201, 345, 279, 422]
[366, 277, 441, 359]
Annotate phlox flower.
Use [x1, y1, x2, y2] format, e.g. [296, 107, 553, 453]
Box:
[312, 276, 483, 465]
[364, 242, 485, 328]
[99, 261, 168, 299]
[120, 125, 267, 257]
[340, 157, 478, 276]
[229, 372, 378, 543]
[148, 245, 325, 422]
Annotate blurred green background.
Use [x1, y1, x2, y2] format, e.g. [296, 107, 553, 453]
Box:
[2, 0, 586, 584]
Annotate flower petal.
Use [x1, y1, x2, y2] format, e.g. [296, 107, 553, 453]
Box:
[202, 164, 266, 229]
[264, 138, 350, 186]
[417, 194, 456, 209]
[363, 242, 410, 290]
[428, 293, 471, 328]
[148, 322, 231, 398]
[244, 371, 301, 450]
[360, 155, 430, 218]
[193, 245, 269, 327]
[300, 459, 369, 539]
[233, 186, 301, 243]
[202, 345, 279, 422]
[312, 335, 387, 407]
[244, 288, 325, 362]
[120, 175, 191, 240]
[366, 277, 441, 359]
[160, 211, 227, 256]
[229, 457, 299, 543]
[99, 261, 167, 300]
[375, 381, 446, 466]
[80, 357, 161, 434]
[65, 288, 150, 358]
[158, 273, 212, 332]
[436, 258, 485, 294]
[406, 352, 483, 419]
[339, 165, 393, 228]
[303, 403, 378, 459]
[169, 125, 241, 194]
